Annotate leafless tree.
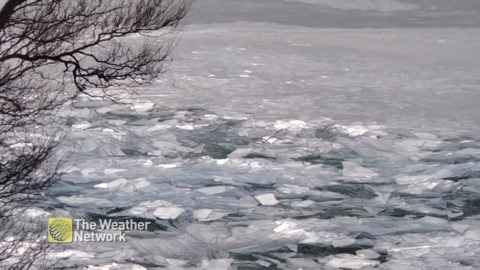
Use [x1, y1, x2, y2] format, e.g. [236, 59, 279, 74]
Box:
[0, 0, 192, 268]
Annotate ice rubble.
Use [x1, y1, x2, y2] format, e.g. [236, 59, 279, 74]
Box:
[38, 101, 480, 269]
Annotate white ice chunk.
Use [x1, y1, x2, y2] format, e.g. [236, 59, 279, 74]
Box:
[153, 207, 185, 219]
[412, 132, 438, 140]
[342, 162, 378, 179]
[196, 186, 228, 195]
[157, 163, 181, 169]
[57, 196, 114, 206]
[87, 263, 143, 270]
[326, 254, 380, 269]
[96, 249, 136, 262]
[274, 220, 298, 234]
[363, 207, 383, 215]
[262, 136, 280, 144]
[166, 259, 188, 267]
[334, 123, 386, 137]
[216, 158, 230, 165]
[399, 186, 423, 194]
[49, 249, 94, 259]
[255, 193, 279, 206]
[177, 123, 198, 130]
[278, 184, 310, 194]
[193, 209, 227, 221]
[121, 184, 137, 194]
[237, 196, 259, 207]
[94, 183, 108, 189]
[286, 258, 319, 269]
[395, 175, 431, 185]
[134, 177, 151, 189]
[131, 102, 154, 113]
[400, 204, 446, 216]
[94, 107, 111, 115]
[332, 238, 356, 248]
[227, 148, 253, 159]
[65, 167, 80, 173]
[286, 244, 298, 252]
[94, 178, 127, 189]
[145, 200, 174, 208]
[447, 211, 464, 219]
[274, 120, 309, 133]
[72, 121, 92, 129]
[24, 208, 51, 218]
[147, 124, 169, 132]
[451, 224, 469, 233]
[356, 249, 381, 259]
[107, 120, 127, 126]
[109, 206, 148, 217]
[152, 141, 179, 149]
[9, 142, 33, 148]
[455, 148, 480, 156]
[186, 223, 228, 243]
[104, 168, 126, 175]
[81, 168, 96, 176]
[200, 259, 233, 270]
[434, 236, 464, 248]
[396, 169, 452, 186]
[193, 209, 213, 220]
[465, 229, 480, 240]
[393, 139, 442, 154]
[291, 200, 314, 208]
[203, 114, 218, 120]
[255, 260, 272, 267]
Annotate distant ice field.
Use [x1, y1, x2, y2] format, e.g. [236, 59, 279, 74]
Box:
[162, 24, 480, 132]
[190, 0, 480, 28]
[32, 22, 480, 269]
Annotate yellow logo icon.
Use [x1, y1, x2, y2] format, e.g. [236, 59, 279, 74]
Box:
[48, 218, 73, 243]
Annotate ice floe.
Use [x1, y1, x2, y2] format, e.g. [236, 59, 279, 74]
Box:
[255, 193, 280, 206]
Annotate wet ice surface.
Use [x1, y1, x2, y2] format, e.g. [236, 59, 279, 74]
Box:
[36, 2, 480, 269]
[41, 100, 480, 269]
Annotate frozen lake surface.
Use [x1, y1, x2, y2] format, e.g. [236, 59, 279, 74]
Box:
[36, 0, 480, 269]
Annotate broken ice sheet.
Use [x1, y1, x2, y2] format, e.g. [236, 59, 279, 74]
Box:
[286, 258, 320, 269]
[94, 178, 127, 189]
[196, 185, 228, 195]
[200, 259, 233, 270]
[255, 193, 279, 206]
[152, 207, 185, 219]
[341, 161, 379, 181]
[193, 209, 228, 221]
[356, 249, 381, 259]
[56, 196, 115, 207]
[326, 254, 380, 269]
[277, 184, 310, 194]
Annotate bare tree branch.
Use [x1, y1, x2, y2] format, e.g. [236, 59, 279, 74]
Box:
[0, 0, 193, 268]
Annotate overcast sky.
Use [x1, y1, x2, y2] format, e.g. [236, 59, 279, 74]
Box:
[1, 0, 480, 28]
